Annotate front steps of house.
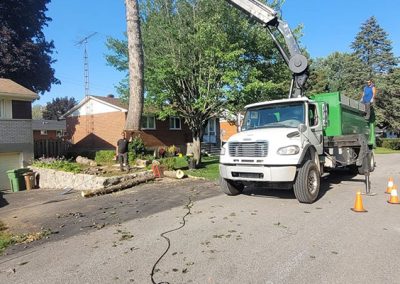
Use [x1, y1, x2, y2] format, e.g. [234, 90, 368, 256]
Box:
[201, 143, 221, 156]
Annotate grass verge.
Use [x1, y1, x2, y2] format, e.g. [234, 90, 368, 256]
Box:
[375, 147, 400, 154]
[187, 156, 219, 181]
[0, 221, 14, 253]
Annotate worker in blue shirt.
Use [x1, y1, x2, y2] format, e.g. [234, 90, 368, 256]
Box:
[360, 79, 376, 120]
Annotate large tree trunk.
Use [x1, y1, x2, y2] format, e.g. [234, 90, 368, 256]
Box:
[124, 0, 144, 132]
[192, 135, 201, 167]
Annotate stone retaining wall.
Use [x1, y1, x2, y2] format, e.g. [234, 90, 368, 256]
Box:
[31, 167, 153, 191]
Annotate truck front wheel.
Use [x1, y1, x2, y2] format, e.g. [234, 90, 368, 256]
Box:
[220, 177, 244, 196]
[293, 160, 320, 203]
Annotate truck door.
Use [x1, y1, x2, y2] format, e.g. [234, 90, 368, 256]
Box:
[307, 103, 323, 154]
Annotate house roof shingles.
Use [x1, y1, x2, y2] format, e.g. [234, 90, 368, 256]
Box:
[0, 78, 38, 99]
[92, 95, 128, 110]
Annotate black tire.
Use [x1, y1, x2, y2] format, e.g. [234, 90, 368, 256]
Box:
[220, 177, 244, 196]
[293, 160, 320, 203]
[369, 151, 375, 172]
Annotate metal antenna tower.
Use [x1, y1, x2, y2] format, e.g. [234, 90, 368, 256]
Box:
[75, 32, 97, 97]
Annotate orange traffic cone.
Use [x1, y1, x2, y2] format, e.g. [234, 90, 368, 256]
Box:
[351, 192, 367, 212]
[385, 177, 395, 194]
[387, 188, 400, 204]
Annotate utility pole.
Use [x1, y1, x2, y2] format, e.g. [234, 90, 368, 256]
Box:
[75, 32, 97, 97]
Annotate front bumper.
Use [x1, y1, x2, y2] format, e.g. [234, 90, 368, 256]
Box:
[219, 164, 297, 182]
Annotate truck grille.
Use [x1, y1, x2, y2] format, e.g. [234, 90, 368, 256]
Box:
[229, 141, 268, 157]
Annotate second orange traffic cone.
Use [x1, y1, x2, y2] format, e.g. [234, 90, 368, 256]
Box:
[387, 188, 400, 205]
[385, 177, 395, 194]
[351, 192, 368, 212]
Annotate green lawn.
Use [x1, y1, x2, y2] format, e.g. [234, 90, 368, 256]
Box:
[187, 156, 219, 181]
[0, 222, 14, 254]
[375, 147, 400, 154]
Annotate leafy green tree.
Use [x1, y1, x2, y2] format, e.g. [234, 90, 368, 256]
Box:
[0, 0, 59, 94]
[351, 16, 397, 76]
[107, 0, 295, 165]
[32, 104, 44, 119]
[42, 97, 77, 120]
[308, 52, 368, 99]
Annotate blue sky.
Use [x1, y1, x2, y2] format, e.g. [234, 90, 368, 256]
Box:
[39, 0, 400, 105]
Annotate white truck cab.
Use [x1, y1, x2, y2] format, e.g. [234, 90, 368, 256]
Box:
[220, 97, 324, 203]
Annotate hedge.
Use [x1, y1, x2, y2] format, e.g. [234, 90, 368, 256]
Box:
[381, 138, 400, 150]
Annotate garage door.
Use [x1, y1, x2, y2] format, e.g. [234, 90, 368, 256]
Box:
[0, 153, 21, 190]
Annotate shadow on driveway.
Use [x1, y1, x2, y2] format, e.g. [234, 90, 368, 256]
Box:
[241, 168, 367, 202]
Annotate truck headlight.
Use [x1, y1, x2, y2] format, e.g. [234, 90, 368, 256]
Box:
[277, 145, 300, 155]
[220, 147, 226, 155]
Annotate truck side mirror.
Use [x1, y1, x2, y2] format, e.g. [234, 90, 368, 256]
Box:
[322, 103, 329, 128]
[298, 124, 307, 133]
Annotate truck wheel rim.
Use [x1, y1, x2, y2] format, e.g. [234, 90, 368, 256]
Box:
[308, 169, 318, 195]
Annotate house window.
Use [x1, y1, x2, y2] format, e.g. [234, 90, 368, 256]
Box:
[169, 117, 181, 130]
[56, 130, 63, 137]
[40, 130, 48, 135]
[141, 115, 156, 129]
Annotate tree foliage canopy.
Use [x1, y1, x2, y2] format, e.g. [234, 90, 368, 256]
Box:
[43, 97, 77, 120]
[351, 16, 397, 76]
[0, 0, 59, 94]
[309, 16, 399, 131]
[106, 0, 295, 163]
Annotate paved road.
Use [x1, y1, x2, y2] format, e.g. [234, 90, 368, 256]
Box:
[0, 154, 399, 283]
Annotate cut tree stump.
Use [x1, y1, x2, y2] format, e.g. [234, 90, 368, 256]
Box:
[163, 170, 185, 179]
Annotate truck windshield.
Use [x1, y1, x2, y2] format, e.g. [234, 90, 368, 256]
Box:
[242, 103, 305, 130]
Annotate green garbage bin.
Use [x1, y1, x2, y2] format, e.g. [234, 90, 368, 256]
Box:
[6, 168, 31, 192]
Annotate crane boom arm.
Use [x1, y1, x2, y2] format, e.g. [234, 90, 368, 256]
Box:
[226, 0, 308, 98]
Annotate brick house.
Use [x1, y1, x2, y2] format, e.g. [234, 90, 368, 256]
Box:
[0, 78, 39, 189]
[32, 119, 66, 141]
[62, 95, 220, 154]
[220, 111, 243, 143]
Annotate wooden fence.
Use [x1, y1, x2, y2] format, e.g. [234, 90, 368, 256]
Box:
[34, 139, 71, 158]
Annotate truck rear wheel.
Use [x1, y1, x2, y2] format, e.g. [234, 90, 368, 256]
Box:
[293, 160, 320, 203]
[220, 177, 244, 196]
[357, 151, 375, 175]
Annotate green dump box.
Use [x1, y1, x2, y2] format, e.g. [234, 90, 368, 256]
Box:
[7, 168, 32, 192]
[311, 92, 375, 146]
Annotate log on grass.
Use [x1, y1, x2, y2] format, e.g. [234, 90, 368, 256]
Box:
[163, 170, 185, 179]
[81, 171, 155, 198]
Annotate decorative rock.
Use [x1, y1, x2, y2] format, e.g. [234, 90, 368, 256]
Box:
[76, 156, 97, 167]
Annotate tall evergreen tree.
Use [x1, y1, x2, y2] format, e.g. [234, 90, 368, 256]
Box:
[0, 0, 59, 94]
[351, 16, 397, 76]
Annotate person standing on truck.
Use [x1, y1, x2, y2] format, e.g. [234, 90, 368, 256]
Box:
[360, 79, 376, 120]
[116, 131, 130, 171]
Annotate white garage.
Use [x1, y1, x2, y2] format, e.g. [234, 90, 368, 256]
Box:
[0, 152, 22, 190]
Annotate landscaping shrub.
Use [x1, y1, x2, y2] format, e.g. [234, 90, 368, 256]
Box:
[129, 136, 146, 160]
[174, 156, 188, 169]
[32, 158, 82, 173]
[95, 150, 116, 164]
[166, 145, 179, 157]
[381, 138, 400, 150]
[159, 156, 188, 170]
[375, 137, 383, 147]
[160, 157, 175, 170]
